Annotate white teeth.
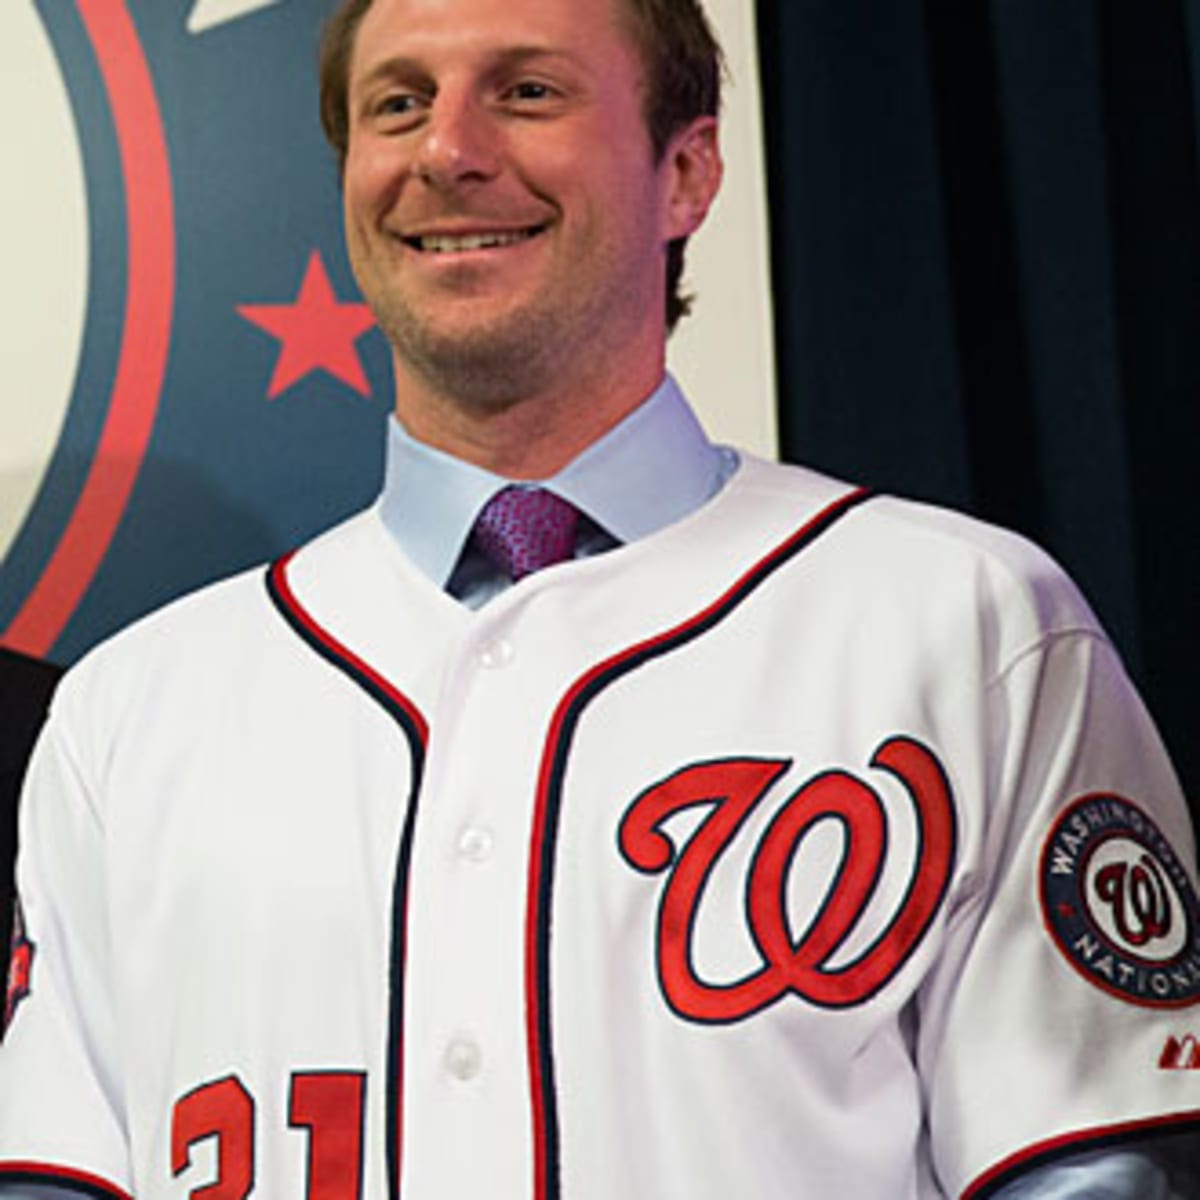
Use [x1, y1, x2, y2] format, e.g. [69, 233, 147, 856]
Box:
[417, 229, 537, 253]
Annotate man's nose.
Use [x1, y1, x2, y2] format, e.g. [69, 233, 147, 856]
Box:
[411, 93, 500, 189]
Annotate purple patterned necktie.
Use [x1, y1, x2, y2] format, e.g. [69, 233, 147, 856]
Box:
[472, 486, 580, 581]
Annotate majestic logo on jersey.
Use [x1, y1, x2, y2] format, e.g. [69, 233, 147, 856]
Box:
[4, 900, 35, 1035]
[1041, 794, 1200, 1008]
[0, 2, 386, 663]
[1159, 1034, 1200, 1070]
[618, 736, 957, 1022]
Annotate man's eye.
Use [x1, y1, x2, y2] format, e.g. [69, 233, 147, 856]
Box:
[370, 90, 432, 123]
[508, 80, 555, 102]
[377, 93, 418, 115]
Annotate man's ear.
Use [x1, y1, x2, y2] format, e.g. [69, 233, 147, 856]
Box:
[663, 116, 723, 241]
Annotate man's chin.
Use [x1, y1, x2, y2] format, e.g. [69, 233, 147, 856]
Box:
[391, 313, 561, 410]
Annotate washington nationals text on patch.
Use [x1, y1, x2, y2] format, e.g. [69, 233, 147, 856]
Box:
[1041, 794, 1200, 1007]
[0, 456, 1197, 1198]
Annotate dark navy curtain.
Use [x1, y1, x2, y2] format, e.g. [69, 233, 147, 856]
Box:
[757, 0, 1200, 815]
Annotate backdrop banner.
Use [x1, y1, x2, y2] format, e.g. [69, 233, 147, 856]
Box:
[0, 0, 777, 664]
[3, 0, 1195, 812]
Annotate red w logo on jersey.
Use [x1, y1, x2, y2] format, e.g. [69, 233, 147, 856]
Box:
[618, 737, 957, 1021]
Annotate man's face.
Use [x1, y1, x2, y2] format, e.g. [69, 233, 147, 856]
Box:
[342, 0, 708, 409]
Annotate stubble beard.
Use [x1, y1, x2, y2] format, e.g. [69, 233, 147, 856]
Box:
[352, 225, 648, 416]
[371, 282, 566, 414]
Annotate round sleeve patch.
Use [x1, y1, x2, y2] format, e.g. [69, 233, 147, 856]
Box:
[1040, 794, 1200, 1007]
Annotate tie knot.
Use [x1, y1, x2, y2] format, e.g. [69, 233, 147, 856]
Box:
[472, 486, 580, 581]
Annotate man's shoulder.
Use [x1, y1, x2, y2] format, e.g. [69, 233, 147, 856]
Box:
[733, 455, 1101, 641]
[59, 508, 384, 708]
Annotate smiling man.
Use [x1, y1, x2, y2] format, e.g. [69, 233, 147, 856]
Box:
[0, 0, 1197, 1197]
[335, 0, 719, 474]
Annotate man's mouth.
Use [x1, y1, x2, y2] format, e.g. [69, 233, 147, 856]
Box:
[402, 226, 546, 254]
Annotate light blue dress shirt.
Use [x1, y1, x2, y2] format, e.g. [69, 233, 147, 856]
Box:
[378, 373, 737, 606]
[0, 378, 1191, 1199]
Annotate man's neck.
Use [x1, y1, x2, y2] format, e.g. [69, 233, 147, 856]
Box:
[390, 347, 667, 480]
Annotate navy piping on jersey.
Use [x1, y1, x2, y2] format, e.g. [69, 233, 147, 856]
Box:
[266, 554, 428, 1200]
[524, 486, 873, 1200]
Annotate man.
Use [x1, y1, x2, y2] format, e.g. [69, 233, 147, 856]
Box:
[0, 0, 1196, 1195]
[0, 648, 60, 991]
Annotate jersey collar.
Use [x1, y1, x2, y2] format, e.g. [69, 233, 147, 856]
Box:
[377, 374, 737, 591]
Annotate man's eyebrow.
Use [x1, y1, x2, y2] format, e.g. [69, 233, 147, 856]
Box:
[353, 55, 432, 94]
[487, 45, 583, 70]
[354, 44, 584, 92]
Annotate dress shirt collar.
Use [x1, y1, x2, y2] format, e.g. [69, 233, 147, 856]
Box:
[378, 373, 734, 590]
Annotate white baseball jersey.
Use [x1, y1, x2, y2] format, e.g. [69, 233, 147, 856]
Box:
[1, 455, 1197, 1198]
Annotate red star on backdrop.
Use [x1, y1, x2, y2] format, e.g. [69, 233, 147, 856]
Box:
[237, 251, 377, 399]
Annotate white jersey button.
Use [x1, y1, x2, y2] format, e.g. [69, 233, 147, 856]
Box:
[444, 1037, 483, 1081]
[478, 637, 514, 669]
[457, 826, 494, 863]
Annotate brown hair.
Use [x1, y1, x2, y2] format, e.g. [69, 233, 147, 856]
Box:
[318, 0, 723, 331]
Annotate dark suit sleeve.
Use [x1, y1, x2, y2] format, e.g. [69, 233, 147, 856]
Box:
[0, 649, 62, 990]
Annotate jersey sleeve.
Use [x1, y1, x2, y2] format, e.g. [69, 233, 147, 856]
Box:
[0, 681, 133, 1198]
[919, 623, 1200, 1197]
[0, 1187, 108, 1200]
[987, 1144, 1198, 1199]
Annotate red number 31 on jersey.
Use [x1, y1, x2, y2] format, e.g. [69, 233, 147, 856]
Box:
[172, 1072, 365, 1199]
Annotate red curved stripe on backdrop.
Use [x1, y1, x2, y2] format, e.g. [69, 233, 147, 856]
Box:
[3, 0, 174, 656]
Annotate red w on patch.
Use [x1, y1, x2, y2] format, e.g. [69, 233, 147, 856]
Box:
[4, 900, 35, 1034]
